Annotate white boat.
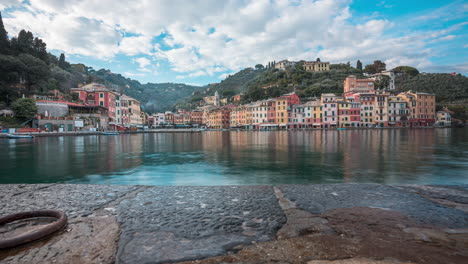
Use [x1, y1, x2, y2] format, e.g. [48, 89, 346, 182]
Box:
[7, 134, 34, 139]
[102, 132, 119, 135]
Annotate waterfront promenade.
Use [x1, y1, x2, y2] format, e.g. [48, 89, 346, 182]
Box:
[0, 184, 467, 264]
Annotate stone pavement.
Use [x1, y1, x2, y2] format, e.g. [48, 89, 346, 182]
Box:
[0, 184, 467, 264]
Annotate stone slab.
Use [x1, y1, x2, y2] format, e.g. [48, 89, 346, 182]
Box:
[278, 184, 468, 228]
[115, 185, 286, 264]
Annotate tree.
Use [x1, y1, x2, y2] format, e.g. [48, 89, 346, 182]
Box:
[255, 64, 264, 70]
[18, 53, 50, 89]
[356, 60, 362, 71]
[0, 12, 10, 54]
[58, 53, 67, 69]
[11, 98, 37, 120]
[375, 75, 390, 90]
[364, 60, 386, 74]
[11, 30, 34, 54]
[393, 66, 419, 77]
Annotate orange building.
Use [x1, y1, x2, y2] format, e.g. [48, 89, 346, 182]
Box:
[343, 75, 375, 97]
[397, 91, 436, 127]
[190, 110, 203, 125]
[207, 105, 235, 129]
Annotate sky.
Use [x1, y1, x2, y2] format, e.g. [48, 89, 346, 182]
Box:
[1, 0, 467, 86]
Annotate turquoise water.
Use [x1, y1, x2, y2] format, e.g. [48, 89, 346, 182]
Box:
[1, 129, 467, 185]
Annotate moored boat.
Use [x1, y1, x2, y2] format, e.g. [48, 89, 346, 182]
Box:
[7, 134, 34, 139]
[102, 132, 119, 135]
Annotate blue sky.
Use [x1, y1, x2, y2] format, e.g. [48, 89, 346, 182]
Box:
[1, 0, 467, 86]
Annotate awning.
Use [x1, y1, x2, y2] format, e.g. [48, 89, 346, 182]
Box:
[313, 123, 321, 126]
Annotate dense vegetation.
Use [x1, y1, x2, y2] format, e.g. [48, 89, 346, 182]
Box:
[243, 62, 363, 102]
[396, 73, 468, 103]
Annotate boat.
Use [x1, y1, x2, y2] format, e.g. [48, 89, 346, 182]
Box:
[337, 128, 347, 131]
[102, 132, 119, 135]
[7, 134, 34, 139]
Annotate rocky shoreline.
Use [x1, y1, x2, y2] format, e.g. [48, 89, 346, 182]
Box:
[0, 184, 467, 264]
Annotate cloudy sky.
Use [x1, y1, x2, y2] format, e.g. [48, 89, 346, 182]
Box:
[1, 0, 467, 85]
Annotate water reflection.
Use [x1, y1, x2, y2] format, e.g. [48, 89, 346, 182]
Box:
[0, 128, 467, 185]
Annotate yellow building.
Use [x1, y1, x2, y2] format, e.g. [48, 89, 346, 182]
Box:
[121, 95, 143, 127]
[303, 61, 330, 72]
[276, 98, 288, 126]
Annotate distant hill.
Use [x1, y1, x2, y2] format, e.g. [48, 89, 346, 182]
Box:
[89, 69, 204, 113]
[175, 67, 264, 109]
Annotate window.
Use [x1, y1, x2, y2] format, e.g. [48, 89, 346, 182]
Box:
[100, 93, 104, 98]
[99, 101, 104, 106]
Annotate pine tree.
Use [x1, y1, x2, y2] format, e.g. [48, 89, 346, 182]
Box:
[356, 60, 362, 71]
[0, 11, 10, 54]
[58, 53, 66, 69]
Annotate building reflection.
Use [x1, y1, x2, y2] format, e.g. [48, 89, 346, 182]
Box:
[0, 128, 457, 185]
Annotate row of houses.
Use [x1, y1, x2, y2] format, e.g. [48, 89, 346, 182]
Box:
[155, 75, 451, 129]
[33, 83, 145, 131]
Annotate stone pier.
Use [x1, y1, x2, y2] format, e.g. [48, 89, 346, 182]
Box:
[0, 184, 467, 264]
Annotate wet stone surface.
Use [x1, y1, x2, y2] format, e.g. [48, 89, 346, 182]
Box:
[116, 185, 286, 264]
[0, 184, 467, 264]
[278, 184, 468, 228]
[0, 184, 138, 218]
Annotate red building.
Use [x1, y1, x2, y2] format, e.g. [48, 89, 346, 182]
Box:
[266, 99, 277, 124]
[71, 83, 117, 123]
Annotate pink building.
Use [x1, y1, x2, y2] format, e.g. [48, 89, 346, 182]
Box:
[71, 83, 117, 123]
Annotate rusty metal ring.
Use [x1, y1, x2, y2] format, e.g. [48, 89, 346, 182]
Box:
[0, 210, 68, 249]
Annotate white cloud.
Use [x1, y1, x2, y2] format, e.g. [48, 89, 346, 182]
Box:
[218, 73, 229, 80]
[0, 0, 21, 10]
[3, 0, 466, 76]
[4, 10, 121, 58]
[119, 35, 153, 56]
[135, 57, 151, 68]
[124, 71, 145, 77]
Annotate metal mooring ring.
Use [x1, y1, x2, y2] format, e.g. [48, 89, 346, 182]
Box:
[0, 210, 68, 249]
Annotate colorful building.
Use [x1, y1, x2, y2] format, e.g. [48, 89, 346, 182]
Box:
[352, 93, 375, 127]
[71, 83, 117, 124]
[321, 94, 339, 128]
[338, 101, 361, 127]
[397, 91, 436, 127]
[388, 96, 409, 127]
[343, 75, 375, 97]
[436, 107, 452, 127]
[120, 95, 143, 127]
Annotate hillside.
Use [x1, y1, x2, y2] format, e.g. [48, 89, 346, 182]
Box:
[179, 62, 468, 110]
[175, 67, 264, 109]
[396, 73, 468, 103]
[89, 69, 204, 113]
[178, 62, 364, 107]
